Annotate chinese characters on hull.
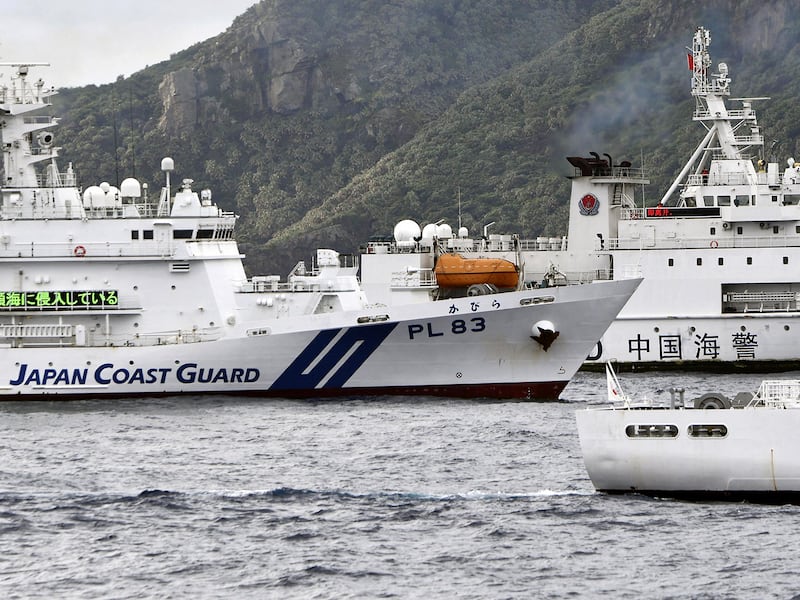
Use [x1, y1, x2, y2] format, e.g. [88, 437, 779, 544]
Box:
[625, 329, 758, 361]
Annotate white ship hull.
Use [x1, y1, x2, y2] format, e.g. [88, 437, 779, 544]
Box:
[590, 312, 800, 367]
[0, 280, 638, 400]
[0, 63, 640, 401]
[576, 407, 800, 502]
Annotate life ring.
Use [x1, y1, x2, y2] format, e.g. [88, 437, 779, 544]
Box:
[710, 240, 718, 248]
[73, 245, 87, 257]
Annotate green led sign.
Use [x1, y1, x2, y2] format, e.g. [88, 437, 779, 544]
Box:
[0, 290, 119, 309]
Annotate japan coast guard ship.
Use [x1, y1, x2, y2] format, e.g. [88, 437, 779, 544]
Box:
[0, 62, 639, 400]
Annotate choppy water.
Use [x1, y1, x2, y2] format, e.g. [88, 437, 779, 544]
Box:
[3, 370, 800, 599]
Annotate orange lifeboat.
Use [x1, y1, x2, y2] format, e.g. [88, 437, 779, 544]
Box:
[434, 253, 519, 289]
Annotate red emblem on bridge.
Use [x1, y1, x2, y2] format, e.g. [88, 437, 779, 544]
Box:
[579, 193, 599, 216]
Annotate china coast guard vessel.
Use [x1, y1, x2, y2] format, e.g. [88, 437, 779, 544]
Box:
[576, 366, 800, 503]
[387, 27, 800, 369]
[0, 62, 640, 400]
[530, 27, 800, 368]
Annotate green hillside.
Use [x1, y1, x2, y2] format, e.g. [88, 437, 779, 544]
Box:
[50, 0, 800, 276]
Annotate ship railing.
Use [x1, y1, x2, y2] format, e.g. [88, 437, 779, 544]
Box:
[722, 291, 799, 313]
[7, 170, 79, 189]
[517, 236, 567, 251]
[237, 275, 359, 294]
[115, 328, 223, 347]
[683, 172, 753, 186]
[752, 380, 800, 408]
[609, 235, 800, 251]
[732, 134, 763, 146]
[693, 108, 753, 120]
[569, 166, 647, 179]
[1, 204, 129, 219]
[524, 269, 612, 287]
[0, 323, 221, 347]
[685, 173, 750, 186]
[237, 277, 322, 293]
[390, 268, 437, 288]
[68, 327, 224, 348]
[0, 323, 75, 339]
[365, 237, 523, 255]
[0, 240, 175, 258]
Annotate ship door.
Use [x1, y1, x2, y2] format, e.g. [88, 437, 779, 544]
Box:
[153, 222, 174, 256]
[642, 225, 656, 248]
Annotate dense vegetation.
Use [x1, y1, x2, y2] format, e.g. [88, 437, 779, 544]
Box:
[51, 0, 800, 275]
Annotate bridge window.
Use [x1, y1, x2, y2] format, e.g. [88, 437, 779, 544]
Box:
[784, 195, 800, 205]
[143, 230, 154, 240]
[173, 230, 193, 239]
[131, 230, 139, 240]
[704, 196, 714, 206]
[717, 195, 731, 206]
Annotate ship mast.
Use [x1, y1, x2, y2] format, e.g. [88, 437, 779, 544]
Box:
[659, 27, 765, 205]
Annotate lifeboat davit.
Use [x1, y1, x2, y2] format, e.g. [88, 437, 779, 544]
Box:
[434, 253, 520, 289]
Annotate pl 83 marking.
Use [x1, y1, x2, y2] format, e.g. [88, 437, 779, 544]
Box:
[408, 317, 486, 340]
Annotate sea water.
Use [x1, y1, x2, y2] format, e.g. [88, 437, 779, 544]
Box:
[2, 370, 800, 599]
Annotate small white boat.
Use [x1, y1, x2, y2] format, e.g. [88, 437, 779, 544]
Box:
[576, 365, 800, 502]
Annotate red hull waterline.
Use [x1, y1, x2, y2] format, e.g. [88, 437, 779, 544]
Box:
[0, 381, 568, 401]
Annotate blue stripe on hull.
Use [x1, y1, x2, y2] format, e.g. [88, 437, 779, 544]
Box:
[270, 322, 398, 391]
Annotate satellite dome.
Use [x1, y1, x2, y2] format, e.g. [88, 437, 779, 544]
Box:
[82, 185, 105, 206]
[458, 226, 469, 238]
[436, 223, 453, 239]
[421, 223, 438, 242]
[393, 219, 421, 243]
[120, 177, 142, 198]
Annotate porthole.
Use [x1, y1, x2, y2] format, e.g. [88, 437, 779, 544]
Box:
[688, 424, 727, 438]
[626, 424, 678, 438]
